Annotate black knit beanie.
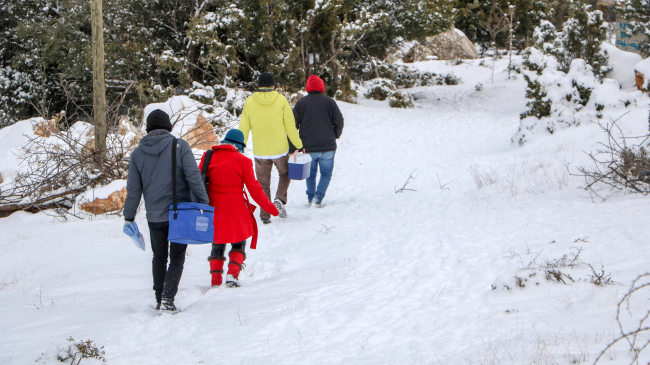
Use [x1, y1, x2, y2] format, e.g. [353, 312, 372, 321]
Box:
[258, 72, 275, 88]
[146, 109, 173, 133]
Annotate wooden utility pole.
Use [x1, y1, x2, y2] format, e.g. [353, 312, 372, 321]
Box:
[91, 0, 107, 156]
[507, 4, 516, 81]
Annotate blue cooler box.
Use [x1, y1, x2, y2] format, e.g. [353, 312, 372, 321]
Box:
[288, 154, 312, 180]
[168, 202, 215, 244]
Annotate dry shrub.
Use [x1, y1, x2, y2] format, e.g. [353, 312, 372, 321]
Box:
[0, 122, 135, 218]
[595, 273, 650, 364]
[576, 113, 650, 201]
[57, 337, 106, 363]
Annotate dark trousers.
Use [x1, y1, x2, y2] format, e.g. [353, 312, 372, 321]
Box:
[210, 240, 246, 257]
[148, 221, 187, 302]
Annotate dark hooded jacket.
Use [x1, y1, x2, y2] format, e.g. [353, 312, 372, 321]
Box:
[292, 91, 344, 153]
[123, 130, 209, 222]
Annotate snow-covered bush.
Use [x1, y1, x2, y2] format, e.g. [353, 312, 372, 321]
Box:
[520, 74, 551, 120]
[351, 61, 462, 90]
[364, 79, 395, 101]
[186, 82, 249, 117]
[0, 67, 34, 127]
[335, 76, 358, 104]
[189, 82, 227, 106]
[515, 47, 633, 146]
[389, 91, 414, 108]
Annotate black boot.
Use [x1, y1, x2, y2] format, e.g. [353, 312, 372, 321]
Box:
[159, 297, 180, 314]
[155, 292, 162, 310]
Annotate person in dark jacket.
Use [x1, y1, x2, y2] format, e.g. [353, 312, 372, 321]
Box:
[293, 75, 344, 207]
[123, 109, 210, 313]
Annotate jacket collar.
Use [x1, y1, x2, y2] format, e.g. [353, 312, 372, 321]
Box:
[147, 129, 170, 136]
[308, 91, 322, 95]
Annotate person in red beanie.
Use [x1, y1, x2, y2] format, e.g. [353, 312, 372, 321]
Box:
[293, 75, 344, 207]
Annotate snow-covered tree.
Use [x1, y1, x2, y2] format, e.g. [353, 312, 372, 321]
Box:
[533, 1, 610, 80]
[455, 0, 547, 53]
[0, 0, 459, 125]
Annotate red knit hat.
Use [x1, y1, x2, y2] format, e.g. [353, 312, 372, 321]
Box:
[305, 75, 325, 93]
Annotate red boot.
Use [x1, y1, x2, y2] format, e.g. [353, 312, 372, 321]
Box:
[226, 249, 246, 288]
[208, 256, 225, 288]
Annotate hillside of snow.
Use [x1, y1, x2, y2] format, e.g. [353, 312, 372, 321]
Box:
[2, 57, 650, 364]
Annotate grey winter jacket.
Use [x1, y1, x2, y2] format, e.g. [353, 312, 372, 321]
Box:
[123, 130, 209, 222]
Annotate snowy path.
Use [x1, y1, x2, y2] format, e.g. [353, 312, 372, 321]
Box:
[2, 59, 650, 364]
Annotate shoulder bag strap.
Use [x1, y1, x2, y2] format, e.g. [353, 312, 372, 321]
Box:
[201, 149, 214, 190]
[172, 137, 178, 219]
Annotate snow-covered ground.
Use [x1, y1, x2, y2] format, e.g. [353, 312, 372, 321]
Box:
[2, 57, 650, 364]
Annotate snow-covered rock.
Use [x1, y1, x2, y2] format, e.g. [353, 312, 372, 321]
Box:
[401, 28, 479, 62]
[389, 29, 479, 63]
[77, 180, 128, 214]
[635, 57, 650, 90]
[602, 43, 642, 89]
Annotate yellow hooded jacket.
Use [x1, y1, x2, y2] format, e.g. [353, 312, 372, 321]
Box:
[239, 91, 303, 157]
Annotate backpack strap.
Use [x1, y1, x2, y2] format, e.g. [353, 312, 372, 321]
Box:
[201, 149, 214, 190]
[171, 138, 178, 219]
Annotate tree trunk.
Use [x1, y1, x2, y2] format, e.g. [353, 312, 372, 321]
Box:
[330, 59, 339, 97]
[301, 32, 306, 80]
[186, 42, 199, 82]
[328, 32, 340, 97]
[91, 0, 107, 157]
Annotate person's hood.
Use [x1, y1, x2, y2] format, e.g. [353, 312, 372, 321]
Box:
[139, 130, 174, 155]
[252, 91, 280, 105]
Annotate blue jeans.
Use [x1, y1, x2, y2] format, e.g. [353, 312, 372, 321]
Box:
[306, 151, 336, 203]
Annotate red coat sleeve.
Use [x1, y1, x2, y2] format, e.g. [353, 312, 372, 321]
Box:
[242, 158, 279, 216]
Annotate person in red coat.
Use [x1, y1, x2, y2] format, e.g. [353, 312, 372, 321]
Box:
[199, 129, 279, 288]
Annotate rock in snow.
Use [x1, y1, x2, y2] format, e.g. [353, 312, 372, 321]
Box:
[635, 57, 650, 90]
[77, 180, 128, 214]
[602, 42, 643, 89]
[403, 28, 479, 62]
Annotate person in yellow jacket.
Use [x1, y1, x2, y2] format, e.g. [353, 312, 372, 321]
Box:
[239, 72, 304, 224]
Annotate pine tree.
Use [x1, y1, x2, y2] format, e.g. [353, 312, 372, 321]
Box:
[535, 1, 610, 80]
[455, 0, 547, 54]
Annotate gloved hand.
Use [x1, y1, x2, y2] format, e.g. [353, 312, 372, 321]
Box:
[123, 221, 145, 251]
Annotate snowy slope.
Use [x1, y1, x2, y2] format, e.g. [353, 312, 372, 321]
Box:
[2, 58, 650, 365]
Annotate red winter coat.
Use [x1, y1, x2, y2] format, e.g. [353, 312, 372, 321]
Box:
[199, 145, 279, 248]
